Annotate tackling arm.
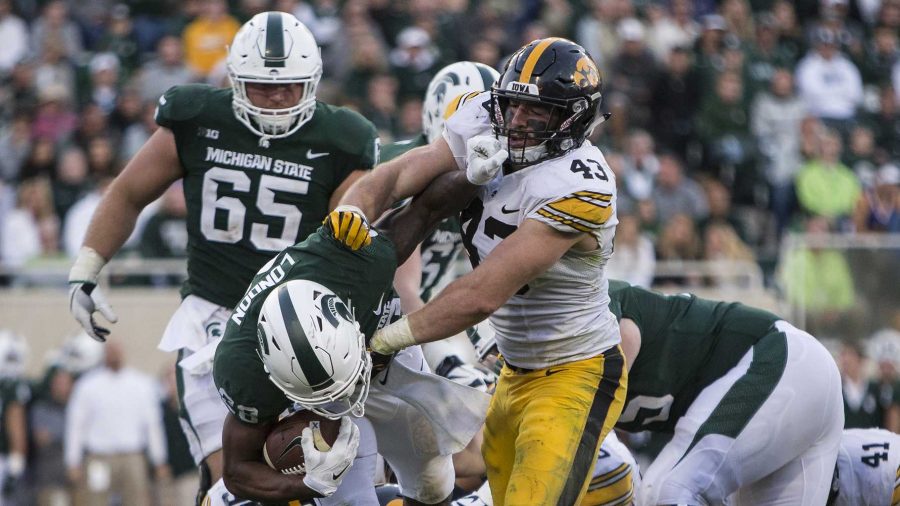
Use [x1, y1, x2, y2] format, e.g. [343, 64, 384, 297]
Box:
[339, 137, 459, 220]
[389, 220, 584, 346]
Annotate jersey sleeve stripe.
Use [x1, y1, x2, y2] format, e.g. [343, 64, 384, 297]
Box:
[536, 208, 596, 233]
[443, 91, 483, 120]
[543, 195, 613, 227]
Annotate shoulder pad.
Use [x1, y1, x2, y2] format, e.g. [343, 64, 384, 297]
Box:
[314, 104, 379, 157]
[155, 84, 214, 126]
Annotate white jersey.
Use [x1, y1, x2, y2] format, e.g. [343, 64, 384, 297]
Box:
[833, 428, 900, 506]
[443, 92, 620, 369]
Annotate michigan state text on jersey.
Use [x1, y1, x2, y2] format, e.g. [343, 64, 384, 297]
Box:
[608, 281, 843, 506]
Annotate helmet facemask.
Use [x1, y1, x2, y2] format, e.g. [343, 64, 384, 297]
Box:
[230, 71, 321, 140]
[490, 91, 592, 168]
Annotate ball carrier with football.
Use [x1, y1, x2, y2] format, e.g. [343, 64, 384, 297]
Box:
[212, 165, 491, 505]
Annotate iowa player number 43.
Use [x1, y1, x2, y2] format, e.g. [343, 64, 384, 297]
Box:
[201, 167, 309, 251]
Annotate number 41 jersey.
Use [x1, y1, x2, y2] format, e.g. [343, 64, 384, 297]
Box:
[155, 84, 379, 309]
[833, 428, 900, 506]
[443, 92, 620, 370]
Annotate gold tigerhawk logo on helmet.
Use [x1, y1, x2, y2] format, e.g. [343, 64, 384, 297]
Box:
[574, 57, 600, 88]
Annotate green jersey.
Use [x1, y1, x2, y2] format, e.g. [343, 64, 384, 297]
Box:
[0, 378, 30, 455]
[213, 228, 399, 425]
[382, 134, 462, 301]
[155, 84, 380, 308]
[608, 281, 780, 433]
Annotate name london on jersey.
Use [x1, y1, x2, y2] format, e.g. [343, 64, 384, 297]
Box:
[205, 147, 314, 181]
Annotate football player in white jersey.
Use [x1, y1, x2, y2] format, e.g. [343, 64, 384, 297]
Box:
[829, 428, 900, 506]
[324, 37, 624, 506]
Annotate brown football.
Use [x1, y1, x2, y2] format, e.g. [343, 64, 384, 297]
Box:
[263, 410, 341, 475]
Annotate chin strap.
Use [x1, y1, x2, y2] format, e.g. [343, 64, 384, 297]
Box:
[258, 135, 271, 148]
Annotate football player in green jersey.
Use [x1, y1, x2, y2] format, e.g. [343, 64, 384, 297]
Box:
[66, 11, 379, 501]
[213, 168, 489, 505]
[0, 331, 29, 500]
[606, 281, 843, 506]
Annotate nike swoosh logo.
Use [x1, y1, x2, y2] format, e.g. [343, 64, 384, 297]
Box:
[545, 368, 562, 376]
[500, 205, 518, 214]
[276, 435, 304, 462]
[307, 149, 330, 159]
[332, 462, 351, 481]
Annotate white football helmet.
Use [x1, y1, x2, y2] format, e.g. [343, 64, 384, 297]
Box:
[227, 11, 322, 143]
[257, 280, 372, 419]
[422, 61, 500, 143]
[0, 330, 28, 378]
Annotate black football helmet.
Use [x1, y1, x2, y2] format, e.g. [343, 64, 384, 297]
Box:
[491, 38, 605, 167]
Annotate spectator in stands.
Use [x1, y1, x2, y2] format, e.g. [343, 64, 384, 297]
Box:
[85, 136, 119, 179]
[32, 38, 76, 108]
[812, 0, 866, 62]
[779, 215, 856, 334]
[652, 154, 709, 225]
[0, 113, 31, 183]
[796, 128, 862, 222]
[389, 26, 441, 100]
[51, 146, 91, 222]
[6, 59, 38, 116]
[19, 137, 56, 181]
[84, 53, 121, 114]
[30, 84, 77, 146]
[71, 103, 113, 152]
[854, 163, 900, 233]
[655, 213, 703, 285]
[0, 177, 57, 269]
[771, 0, 805, 65]
[620, 129, 660, 202]
[181, 0, 239, 78]
[844, 125, 880, 185]
[696, 70, 757, 200]
[135, 35, 197, 104]
[109, 87, 144, 134]
[341, 21, 389, 101]
[795, 27, 863, 134]
[693, 14, 728, 91]
[611, 17, 659, 130]
[28, 0, 83, 62]
[644, 0, 698, 63]
[866, 322, 900, 432]
[0, 0, 27, 76]
[605, 213, 656, 288]
[702, 222, 756, 288]
[859, 24, 899, 85]
[120, 101, 158, 162]
[745, 13, 793, 98]
[29, 368, 74, 506]
[751, 67, 807, 236]
[863, 84, 900, 161]
[839, 340, 885, 429]
[650, 45, 701, 160]
[698, 179, 748, 242]
[96, 4, 140, 78]
[65, 340, 168, 506]
[361, 73, 399, 140]
[576, 0, 624, 73]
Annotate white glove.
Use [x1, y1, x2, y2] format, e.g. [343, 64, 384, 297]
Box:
[466, 135, 508, 185]
[69, 282, 118, 342]
[68, 247, 117, 342]
[302, 416, 360, 497]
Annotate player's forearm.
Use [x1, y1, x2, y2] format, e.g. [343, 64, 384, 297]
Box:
[223, 460, 320, 502]
[407, 275, 504, 343]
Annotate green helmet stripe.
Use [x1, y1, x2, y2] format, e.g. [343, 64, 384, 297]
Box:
[264, 12, 286, 68]
[277, 285, 334, 391]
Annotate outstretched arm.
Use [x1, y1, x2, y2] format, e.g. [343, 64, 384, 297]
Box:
[374, 169, 477, 265]
[339, 137, 458, 221]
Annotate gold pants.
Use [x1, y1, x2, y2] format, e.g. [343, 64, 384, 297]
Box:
[482, 346, 627, 506]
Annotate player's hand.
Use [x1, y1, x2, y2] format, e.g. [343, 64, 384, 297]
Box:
[302, 416, 360, 497]
[466, 135, 508, 185]
[322, 205, 372, 250]
[68, 281, 118, 342]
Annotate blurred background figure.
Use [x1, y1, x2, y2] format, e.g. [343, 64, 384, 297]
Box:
[64, 340, 168, 506]
[0, 330, 29, 505]
[28, 368, 74, 506]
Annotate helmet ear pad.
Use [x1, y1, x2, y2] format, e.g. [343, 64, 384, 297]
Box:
[257, 280, 372, 419]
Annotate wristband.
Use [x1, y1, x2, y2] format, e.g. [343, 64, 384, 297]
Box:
[68, 247, 107, 283]
[371, 316, 418, 354]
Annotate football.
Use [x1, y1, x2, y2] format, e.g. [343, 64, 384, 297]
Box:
[263, 410, 341, 475]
